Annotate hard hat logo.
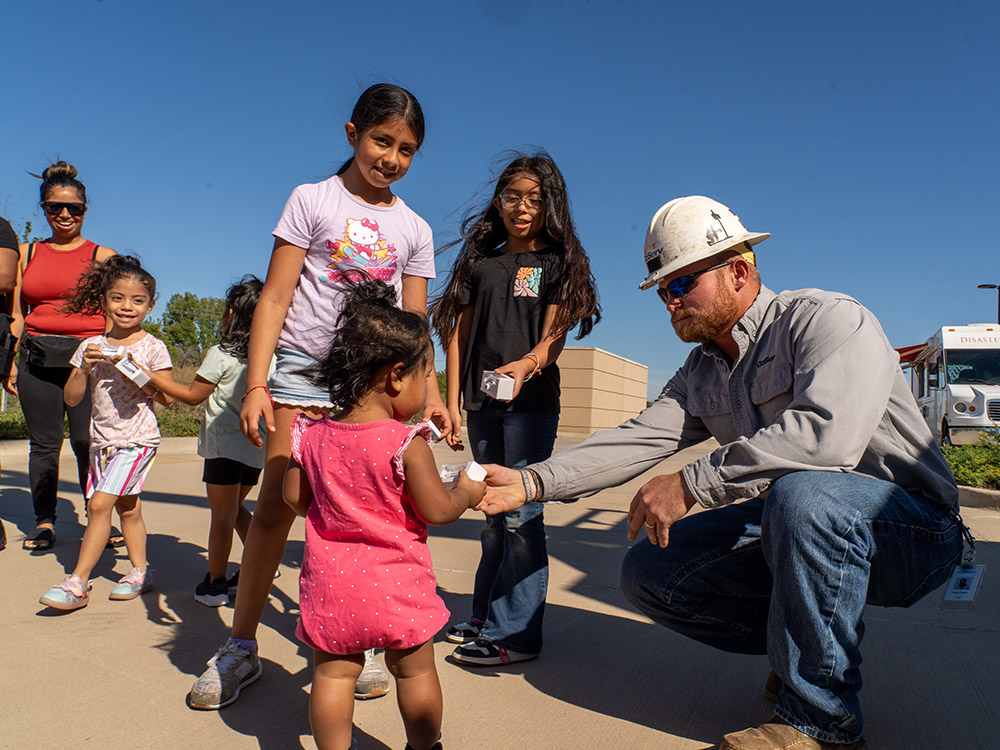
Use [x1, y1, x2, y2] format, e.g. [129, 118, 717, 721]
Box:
[638, 196, 770, 291]
[644, 247, 664, 273]
[705, 211, 732, 247]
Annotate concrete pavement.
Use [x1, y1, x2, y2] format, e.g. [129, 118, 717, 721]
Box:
[1, 435, 998, 749]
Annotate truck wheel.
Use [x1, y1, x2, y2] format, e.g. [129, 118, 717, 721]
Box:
[941, 421, 952, 447]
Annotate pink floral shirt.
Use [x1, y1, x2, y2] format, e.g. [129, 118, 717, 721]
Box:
[70, 333, 172, 449]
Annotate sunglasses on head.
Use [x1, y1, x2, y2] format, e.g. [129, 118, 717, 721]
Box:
[41, 201, 86, 217]
[656, 259, 734, 303]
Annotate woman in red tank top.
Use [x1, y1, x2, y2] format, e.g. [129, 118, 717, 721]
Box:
[6, 162, 117, 550]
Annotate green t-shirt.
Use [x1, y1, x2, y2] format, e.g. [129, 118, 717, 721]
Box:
[197, 345, 275, 468]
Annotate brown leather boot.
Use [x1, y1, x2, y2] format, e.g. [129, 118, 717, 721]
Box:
[721, 717, 866, 750]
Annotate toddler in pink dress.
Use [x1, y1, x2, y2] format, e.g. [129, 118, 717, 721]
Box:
[291, 416, 449, 654]
[283, 279, 486, 750]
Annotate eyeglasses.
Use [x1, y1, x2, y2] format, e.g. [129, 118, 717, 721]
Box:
[498, 193, 543, 213]
[656, 259, 734, 303]
[41, 201, 86, 217]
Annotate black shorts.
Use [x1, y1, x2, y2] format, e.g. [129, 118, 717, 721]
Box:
[202, 457, 262, 487]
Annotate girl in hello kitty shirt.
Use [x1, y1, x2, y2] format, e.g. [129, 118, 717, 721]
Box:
[188, 83, 451, 713]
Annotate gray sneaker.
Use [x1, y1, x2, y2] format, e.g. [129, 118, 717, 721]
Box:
[189, 639, 262, 709]
[355, 648, 390, 700]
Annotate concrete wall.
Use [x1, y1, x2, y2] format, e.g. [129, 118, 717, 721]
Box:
[559, 346, 648, 434]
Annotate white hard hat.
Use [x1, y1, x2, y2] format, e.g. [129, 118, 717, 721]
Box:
[639, 196, 770, 290]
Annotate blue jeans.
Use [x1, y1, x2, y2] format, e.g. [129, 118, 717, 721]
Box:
[465, 410, 558, 653]
[620, 471, 962, 744]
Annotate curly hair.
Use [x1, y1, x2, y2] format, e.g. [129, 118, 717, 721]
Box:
[429, 151, 601, 346]
[61, 254, 157, 315]
[219, 275, 263, 360]
[302, 277, 431, 415]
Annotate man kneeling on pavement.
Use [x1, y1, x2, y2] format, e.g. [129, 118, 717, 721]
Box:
[481, 195, 966, 750]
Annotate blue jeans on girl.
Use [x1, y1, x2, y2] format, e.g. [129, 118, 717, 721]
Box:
[620, 470, 962, 744]
[465, 410, 559, 655]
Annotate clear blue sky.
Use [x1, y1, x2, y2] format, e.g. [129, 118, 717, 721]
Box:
[3, 1, 996, 399]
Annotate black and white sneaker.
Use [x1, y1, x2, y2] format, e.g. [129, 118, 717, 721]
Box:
[445, 618, 483, 644]
[451, 638, 538, 666]
[195, 573, 229, 607]
[225, 567, 279, 600]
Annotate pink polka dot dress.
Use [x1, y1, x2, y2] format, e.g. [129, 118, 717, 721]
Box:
[290, 414, 449, 655]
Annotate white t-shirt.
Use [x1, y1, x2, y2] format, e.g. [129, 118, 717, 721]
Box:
[196, 345, 276, 468]
[272, 176, 435, 361]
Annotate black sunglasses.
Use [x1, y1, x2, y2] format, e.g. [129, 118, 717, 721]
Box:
[41, 201, 86, 217]
[656, 259, 734, 304]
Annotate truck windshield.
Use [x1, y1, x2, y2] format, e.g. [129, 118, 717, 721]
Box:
[944, 349, 1000, 385]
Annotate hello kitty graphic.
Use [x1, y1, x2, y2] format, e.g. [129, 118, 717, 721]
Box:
[321, 217, 400, 283]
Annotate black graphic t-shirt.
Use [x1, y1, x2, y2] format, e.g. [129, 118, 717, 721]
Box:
[459, 245, 563, 413]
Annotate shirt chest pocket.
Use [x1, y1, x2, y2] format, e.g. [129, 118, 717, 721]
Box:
[688, 387, 731, 417]
[750, 363, 793, 423]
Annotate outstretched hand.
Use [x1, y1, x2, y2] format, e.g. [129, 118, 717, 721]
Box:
[627, 472, 698, 548]
[475, 463, 528, 515]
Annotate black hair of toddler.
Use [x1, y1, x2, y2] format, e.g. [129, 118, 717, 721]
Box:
[304, 276, 431, 415]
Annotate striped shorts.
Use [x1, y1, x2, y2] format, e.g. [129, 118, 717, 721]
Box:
[86, 445, 158, 498]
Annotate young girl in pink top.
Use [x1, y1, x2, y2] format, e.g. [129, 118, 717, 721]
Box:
[39, 256, 172, 610]
[283, 279, 485, 750]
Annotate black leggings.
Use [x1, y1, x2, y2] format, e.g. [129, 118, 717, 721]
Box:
[17, 358, 90, 525]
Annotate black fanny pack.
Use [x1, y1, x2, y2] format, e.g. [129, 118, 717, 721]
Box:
[22, 333, 82, 369]
[0, 313, 16, 379]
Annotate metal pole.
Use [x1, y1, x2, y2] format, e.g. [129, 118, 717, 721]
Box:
[977, 284, 1000, 324]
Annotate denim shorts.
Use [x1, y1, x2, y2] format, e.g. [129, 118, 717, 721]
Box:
[268, 347, 334, 409]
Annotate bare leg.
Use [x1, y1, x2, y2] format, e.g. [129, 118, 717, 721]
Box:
[310, 650, 364, 750]
[230, 405, 324, 641]
[205, 483, 243, 580]
[115, 494, 146, 570]
[385, 641, 443, 750]
[234, 484, 253, 544]
[70, 490, 118, 580]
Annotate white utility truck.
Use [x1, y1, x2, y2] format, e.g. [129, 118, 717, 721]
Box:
[897, 324, 1000, 445]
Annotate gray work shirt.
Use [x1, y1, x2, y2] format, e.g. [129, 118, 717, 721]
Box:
[533, 286, 958, 510]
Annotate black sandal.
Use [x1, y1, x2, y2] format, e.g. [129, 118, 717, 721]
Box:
[106, 528, 126, 548]
[23, 526, 56, 550]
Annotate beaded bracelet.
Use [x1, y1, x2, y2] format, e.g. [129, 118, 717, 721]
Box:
[241, 385, 272, 403]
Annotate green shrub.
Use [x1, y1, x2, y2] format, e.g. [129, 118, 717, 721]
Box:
[0, 401, 202, 440]
[156, 409, 202, 437]
[943, 430, 1000, 490]
[0, 408, 29, 439]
